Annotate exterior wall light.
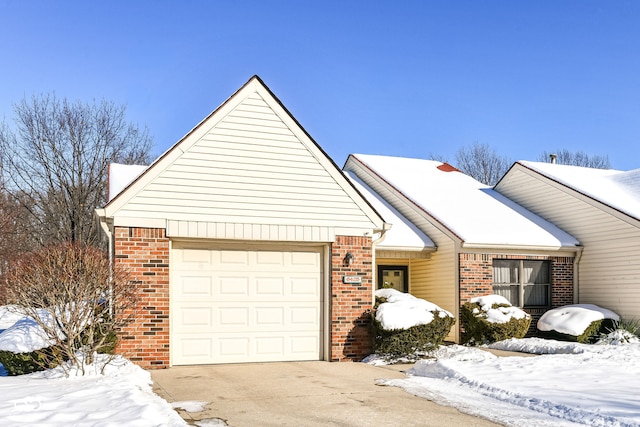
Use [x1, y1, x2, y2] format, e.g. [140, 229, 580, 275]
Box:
[344, 252, 354, 266]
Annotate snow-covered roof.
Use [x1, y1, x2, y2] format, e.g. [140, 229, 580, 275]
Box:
[516, 161, 640, 221]
[347, 154, 579, 249]
[344, 171, 435, 251]
[108, 163, 148, 202]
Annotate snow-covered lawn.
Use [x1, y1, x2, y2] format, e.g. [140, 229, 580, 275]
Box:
[0, 354, 186, 426]
[0, 305, 188, 426]
[374, 337, 640, 426]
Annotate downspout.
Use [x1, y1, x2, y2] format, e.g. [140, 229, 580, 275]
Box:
[573, 246, 583, 304]
[96, 209, 114, 315]
[370, 223, 392, 304]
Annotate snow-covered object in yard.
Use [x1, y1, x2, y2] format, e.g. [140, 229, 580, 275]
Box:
[469, 294, 530, 324]
[0, 305, 25, 330]
[0, 311, 57, 353]
[375, 288, 453, 330]
[537, 304, 620, 336]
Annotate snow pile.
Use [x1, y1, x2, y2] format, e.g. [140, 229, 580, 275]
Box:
[0, 353, 186, 425]
[0, 306, 26, 330]
[596, 329, 640, 345]
[469, 295, 529, 324]
[375, 289, 453, 330]
[0, 315, 54, 353]
[0, 305, 186, 425]
[380, 338, 640, 426]
[537, 304, 620, 335]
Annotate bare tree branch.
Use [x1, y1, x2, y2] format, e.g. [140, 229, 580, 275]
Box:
[0, 94, 153, 247]
[455, 142, 512, 186]
[538, 149, 611, 169]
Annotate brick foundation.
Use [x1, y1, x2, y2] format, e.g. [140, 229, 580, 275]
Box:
[459, 253, 574, 336]
[330, 235, 374, 361]
[114, 227, 170, 369]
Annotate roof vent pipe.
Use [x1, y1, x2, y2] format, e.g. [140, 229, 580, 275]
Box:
[550, 153, 557, 164]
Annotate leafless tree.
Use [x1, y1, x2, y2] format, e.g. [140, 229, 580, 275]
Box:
[3, 243, 138, 375]
[538, 149, 611, 169]
[455, 142, 512, 186]
[0, 95, 153, 247]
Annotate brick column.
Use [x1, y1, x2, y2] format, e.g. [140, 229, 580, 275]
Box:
[551, 257, 574, 307]
[330, 235, 373, 361]
[114, 227, 170, 368]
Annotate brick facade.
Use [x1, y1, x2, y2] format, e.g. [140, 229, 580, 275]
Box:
[114, 227, 170, 368]
[459, 253, 574, 335]
[113, 229, 375, 367]
[330, 235, 374, 361]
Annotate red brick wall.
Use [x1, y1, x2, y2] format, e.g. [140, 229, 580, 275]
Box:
[330, 235, 374, 361]
[459, 253, 574, 335]
[114, 227, 170, 369]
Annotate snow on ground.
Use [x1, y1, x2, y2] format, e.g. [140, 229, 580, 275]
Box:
[376, 337, 640, 427]
[0, 304, 186, 426]
[0, 354, 186, 426]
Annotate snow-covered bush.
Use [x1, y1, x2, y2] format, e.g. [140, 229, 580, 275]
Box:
[2, 243, 137, 375]
[461, 295, 531, 344]
[0, 311, 62, 375]
[537, 304, 619, 344]
[372, 289, 455, 357]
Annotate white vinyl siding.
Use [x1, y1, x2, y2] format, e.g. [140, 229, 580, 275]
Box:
[497, 167, 640, 320]
[110, 90, 381, 234]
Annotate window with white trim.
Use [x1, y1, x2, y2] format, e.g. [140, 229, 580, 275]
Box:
[492, 260, 550, 307]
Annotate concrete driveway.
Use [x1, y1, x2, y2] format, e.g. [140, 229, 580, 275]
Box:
[151, 361, 500, 427]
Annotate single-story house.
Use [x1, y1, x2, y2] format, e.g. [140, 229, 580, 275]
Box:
[343, 154, 582, 340]
[495, 161, 640, 321]
[96, 76, 388, 368]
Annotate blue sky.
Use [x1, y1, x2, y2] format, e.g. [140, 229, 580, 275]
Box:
[1, 1, 639, 170]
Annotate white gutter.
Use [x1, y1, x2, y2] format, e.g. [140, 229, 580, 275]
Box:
[461, 243, 579, 252]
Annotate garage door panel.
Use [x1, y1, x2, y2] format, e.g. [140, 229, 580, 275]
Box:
[175, 337, 214, 364]
[219, 250, 250, 265]
[173, 304, 214, 333]
[255, 277, 285, 296]
[175, 276, 213, 297]
[171, 244, 323, 365]
[218, 276, 250, 296]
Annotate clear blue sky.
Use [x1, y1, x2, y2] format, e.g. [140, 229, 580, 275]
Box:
[1, 1, 639, 170]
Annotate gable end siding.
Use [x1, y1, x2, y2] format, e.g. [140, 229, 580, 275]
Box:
[497, 168, 640, 319]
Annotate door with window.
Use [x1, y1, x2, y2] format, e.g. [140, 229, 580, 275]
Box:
[492, 260, 550, 308]
[378, 265, 408, 292]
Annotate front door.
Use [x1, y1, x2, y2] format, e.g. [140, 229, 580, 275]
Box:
[377, 265, 408, 293]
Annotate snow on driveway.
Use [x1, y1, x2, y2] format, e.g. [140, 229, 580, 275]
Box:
[377, 338, 640, 427]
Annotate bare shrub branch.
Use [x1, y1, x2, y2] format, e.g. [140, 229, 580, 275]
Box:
[3, 243, 137, 375]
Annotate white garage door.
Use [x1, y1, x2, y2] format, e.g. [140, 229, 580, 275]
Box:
[171, 243, 324, 365]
